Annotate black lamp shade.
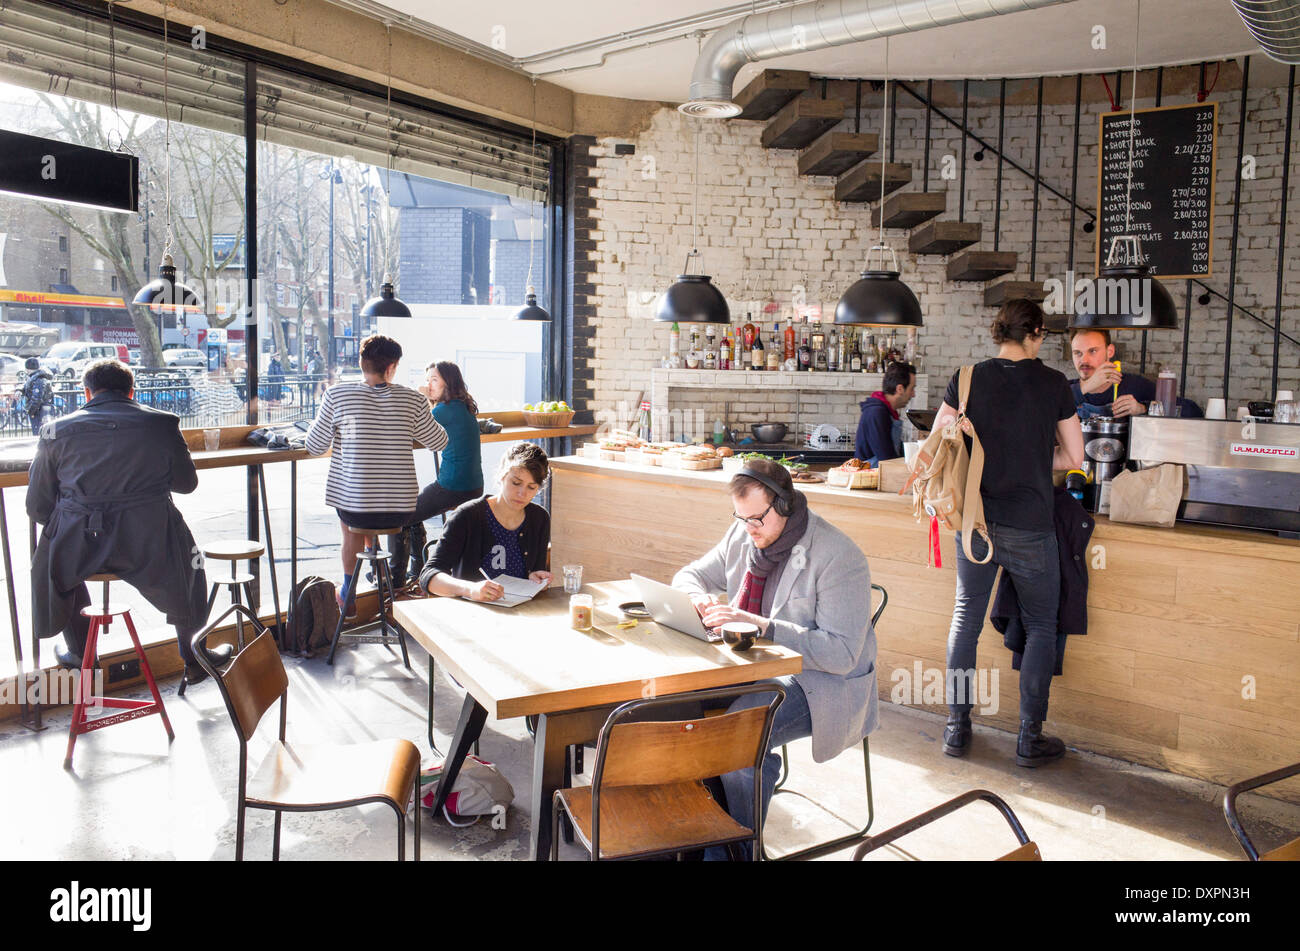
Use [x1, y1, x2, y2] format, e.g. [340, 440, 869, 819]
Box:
[835, 270, 924, 327]
[360, 280, 412, 319]
[1069, 265, 1178, 330]
[655, 274, 730, 324]
[513, 291, 551, 321]
[132, 258, 200, 313]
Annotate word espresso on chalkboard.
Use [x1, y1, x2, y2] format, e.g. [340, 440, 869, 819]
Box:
[1097, 101, 1218, 279]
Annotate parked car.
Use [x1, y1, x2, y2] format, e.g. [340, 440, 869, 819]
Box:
[127, 349, 141, 365]
[41, 342, 124, 378]
[162, 348, 208, 370]
[0, 352, 27, 383]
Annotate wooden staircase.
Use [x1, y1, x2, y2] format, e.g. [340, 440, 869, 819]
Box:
[736, 69, 1044, 307]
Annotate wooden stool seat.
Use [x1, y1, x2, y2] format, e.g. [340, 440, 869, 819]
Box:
[87, 573, 120, 582]
[80, 602, 131, 619]
[204, 540, 265, 561]
[346, 525, 404, 536]
[212, 572, 256, 587]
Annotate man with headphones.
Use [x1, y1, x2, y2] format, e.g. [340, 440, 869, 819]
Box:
[672, 457, 877, 860]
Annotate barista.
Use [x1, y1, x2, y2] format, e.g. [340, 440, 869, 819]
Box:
[1069, 329, 1202, 419]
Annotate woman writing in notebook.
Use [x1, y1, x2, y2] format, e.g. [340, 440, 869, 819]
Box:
[418, 443, 552, 602]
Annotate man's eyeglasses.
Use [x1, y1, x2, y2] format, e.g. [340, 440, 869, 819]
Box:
[732, 500, 774, 528]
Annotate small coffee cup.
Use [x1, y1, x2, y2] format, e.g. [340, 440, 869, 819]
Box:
[720, 621, 759, 652]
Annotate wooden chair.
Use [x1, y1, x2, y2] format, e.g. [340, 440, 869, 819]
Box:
[853, 789, 1041, 861]
[766, 582, 888, 860]
[193, 604, 421, 861]
[1223, 761, 1300, 860]
[551, 683, 785, 861]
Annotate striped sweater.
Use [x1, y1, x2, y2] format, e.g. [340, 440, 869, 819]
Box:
[305, 381, 448, 512]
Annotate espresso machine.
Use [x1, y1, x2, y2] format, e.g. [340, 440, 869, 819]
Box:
[1081, 417, 1131, 513]
[1128, 417, 1300, 535]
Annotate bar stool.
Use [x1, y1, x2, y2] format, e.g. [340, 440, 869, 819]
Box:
[326, 525, 410, 670]
[64, 573, 173, 769]
[180, 539, 263, 698]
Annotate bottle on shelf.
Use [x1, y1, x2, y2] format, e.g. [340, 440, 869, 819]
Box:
[827, 327, 840, 372]
[742, 314, 757, 354]
[703, 326, 717, 370]
[636, 399, 652, 442]
[686, 328, 701, 370]
[784, 316, 796, 363]
[669, 321, 681, 369]
[798, 317, 813, 371]
[750, 324, 765, 370]
[850, 330, 863, 373]
[720, 329, 732, 371]
[767, 323, 781, 371]
[810, 323, 827, 372]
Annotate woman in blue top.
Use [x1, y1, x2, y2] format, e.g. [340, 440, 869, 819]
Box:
[387, 361, 485, 586]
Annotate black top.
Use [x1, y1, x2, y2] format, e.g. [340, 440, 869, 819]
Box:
[944, 358, 1076, 534]
[418, 496, 550, 589]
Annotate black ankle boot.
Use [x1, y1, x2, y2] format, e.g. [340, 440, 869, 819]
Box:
[1016, 719, 1066, 768]
[942, 712, 972, 757]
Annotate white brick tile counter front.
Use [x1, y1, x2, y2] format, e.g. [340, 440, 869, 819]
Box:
[649, 367, 930, 444]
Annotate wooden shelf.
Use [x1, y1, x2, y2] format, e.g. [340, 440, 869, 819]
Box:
[797, 131, 878, 176]
[834, 161, 912, 203]
[946, 250, 1018, 282]
[870, 192, 947, 229]
[734, 69, 811, 121]
[983, 280, 1049, 307]
[909, 220, 982, 256]
[761, 98, 845, 150]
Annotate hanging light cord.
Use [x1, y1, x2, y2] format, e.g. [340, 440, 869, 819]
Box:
[524, 78, 538, 294]
[162, 0, 173, 260]
[877, 36, 890, 257]
[1124, 0, 1142, 250]
[385, 24, 395, 280]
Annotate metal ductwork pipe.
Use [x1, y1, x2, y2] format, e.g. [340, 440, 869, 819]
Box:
[1230, 0, 1300, 64]
[681, 0, 1077, 117]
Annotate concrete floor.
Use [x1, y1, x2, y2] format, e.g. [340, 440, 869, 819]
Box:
[2, 639, 1298, 862]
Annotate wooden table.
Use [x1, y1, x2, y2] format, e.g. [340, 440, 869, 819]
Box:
[392, 579, 801, 860]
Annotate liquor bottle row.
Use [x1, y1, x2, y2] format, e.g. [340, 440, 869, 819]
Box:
[663, 315, 919, 374]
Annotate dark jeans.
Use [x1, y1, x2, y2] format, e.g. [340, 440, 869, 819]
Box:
[387, 482, 482, 586]
[947, 524, 1059, 723]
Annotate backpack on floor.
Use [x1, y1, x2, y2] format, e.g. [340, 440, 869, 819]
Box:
[280, 575, 339, 656]
[902, 364, 993, 567]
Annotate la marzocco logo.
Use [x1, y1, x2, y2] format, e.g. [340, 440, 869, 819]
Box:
[49, 882, 151, 931]
[1230, 443, 1298, 458]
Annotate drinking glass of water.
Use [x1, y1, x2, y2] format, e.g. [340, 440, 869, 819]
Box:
[562, 565, 583, 594]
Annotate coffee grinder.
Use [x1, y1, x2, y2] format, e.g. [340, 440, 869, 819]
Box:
[1081, 416, 1131, 514]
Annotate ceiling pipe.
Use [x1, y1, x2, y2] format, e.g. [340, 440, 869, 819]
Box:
[1230, 0, 1300, 64]
[681, 0, 1079, 117]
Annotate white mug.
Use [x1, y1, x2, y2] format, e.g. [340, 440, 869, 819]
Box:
[1205, 398, 1227, 420]
[1277, 390, 1295, 403]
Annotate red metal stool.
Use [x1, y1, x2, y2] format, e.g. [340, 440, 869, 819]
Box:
[63, 573, 174, 769]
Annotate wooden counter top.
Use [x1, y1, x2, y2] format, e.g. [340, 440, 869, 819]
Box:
[548, 454, 1300, 801]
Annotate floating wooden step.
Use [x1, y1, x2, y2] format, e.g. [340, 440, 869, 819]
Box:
[834, 161, 912, 203]
[734, 69, 811, 121]
[946, 250, 1018, 282]
[909, 220, 982, 256]
[798, 131, 878, 177]
[761, 97, 845, 150]
[984, 280, 1049, 307]
[870, 192, 946, 229]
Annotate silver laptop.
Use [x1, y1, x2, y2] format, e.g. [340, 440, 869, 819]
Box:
[631, 573, 722, 643]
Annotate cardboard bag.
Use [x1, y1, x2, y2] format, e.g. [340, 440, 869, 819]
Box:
[1107, 464, 1185, 528]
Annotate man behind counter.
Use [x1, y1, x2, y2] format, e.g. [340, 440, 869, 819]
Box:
[855, 361, 917, 464]
[1070, 329, 1202, 419]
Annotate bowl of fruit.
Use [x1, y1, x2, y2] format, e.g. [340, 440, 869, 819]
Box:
[521, 401, 575, 428]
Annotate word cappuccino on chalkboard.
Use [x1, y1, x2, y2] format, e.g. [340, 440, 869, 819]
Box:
[1097, 101, 1217, 279]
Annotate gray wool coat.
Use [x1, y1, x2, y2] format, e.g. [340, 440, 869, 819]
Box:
[673, 509, 878, 763]
[26, 391, 208, 641]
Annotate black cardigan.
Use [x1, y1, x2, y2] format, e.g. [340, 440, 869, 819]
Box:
[418, 496, 550, 589]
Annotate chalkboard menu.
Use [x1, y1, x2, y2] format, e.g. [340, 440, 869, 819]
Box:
[1097, 102, 1217, 279]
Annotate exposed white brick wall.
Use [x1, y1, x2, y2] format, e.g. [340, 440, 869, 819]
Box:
[586, 83, 1300, 424]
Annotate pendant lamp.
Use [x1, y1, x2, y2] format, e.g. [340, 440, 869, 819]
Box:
[133, 2, 201, 315]
[360, 25, 412, 320]
[656, 74, 730, 325]
[514, 80, 551, 321]
[836, 38, 923, 328]
[1070, 0, 1177, 331]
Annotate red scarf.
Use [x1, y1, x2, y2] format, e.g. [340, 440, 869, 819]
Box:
[870, 391, 900, 421]
[735, 571, 767, 615]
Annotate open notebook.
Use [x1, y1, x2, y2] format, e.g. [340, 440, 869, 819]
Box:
[460, 574, 547, 608]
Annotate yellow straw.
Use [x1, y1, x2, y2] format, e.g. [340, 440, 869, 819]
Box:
[1113, 360, 1121, 405]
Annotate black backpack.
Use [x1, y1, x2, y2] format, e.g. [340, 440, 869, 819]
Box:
[279, 576, 339, 656]
[24, 375, 52, 417]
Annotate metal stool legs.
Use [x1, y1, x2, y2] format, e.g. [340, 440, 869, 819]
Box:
[183, 557, 254, 697]
[64, 579, 173, 769]
[326, 534, 411, 669]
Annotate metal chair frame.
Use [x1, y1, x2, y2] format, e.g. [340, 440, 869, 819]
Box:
[853, 789, 1033, 861]
[1223, 761, 1300, 860]
[551, 683, 785, 861]
[326, 529, 410, 669]
[193, 604, 420, 861]
[766, 583, 887, 861]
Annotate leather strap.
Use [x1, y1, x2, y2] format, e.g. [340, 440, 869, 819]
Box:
[957, 365, 993, 565]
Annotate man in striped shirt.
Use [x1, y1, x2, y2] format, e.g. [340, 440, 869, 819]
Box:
[306, 334, 448, 615]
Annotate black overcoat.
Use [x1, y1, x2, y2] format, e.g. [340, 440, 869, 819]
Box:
[26, 391, 208, 639]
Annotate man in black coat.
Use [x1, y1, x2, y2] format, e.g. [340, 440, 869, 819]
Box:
[26, 360, 229, 682]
